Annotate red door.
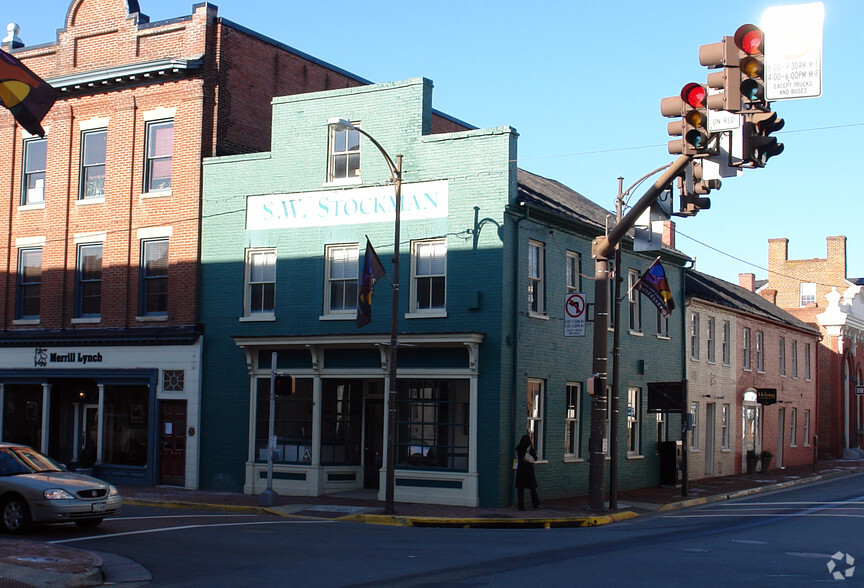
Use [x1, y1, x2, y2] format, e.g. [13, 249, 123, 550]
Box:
[160, 401, 186, 486]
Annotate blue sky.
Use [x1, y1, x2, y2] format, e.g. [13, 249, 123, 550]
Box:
[6, 0, 863, 285]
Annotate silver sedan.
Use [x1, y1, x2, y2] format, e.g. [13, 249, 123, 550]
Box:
[0, 442, 122, 533]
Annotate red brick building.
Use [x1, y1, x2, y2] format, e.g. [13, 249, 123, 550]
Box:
[0, 0, 473, 488]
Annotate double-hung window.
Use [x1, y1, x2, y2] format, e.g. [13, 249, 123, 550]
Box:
[689, 402, 699, 450]
[411, 239, 446, 313]
[791, 340, 799, 378]
[779, 336, 786, 376]
[328, 123, 360, 182]
[564, 383, 580, 458]
[566, 251, 581, 293]
[140, 239, 168, 316]
[721, 403, 730, 449]
[80, 129, 106, 199]
[790, 407, 798, 446]
[756, 331, 765, 372]
[722, 321, 731, 365]
[800, 282, 816, 306]
[656, 308, 669, 338]
[526, 379, 544, 459]
[628, 270, 641, 333]
[16, 248, 42, 320]
[528, 240, 545, 315]
[245, 249, 276, 318]
[804, 343, 811, 379]
[742, 327, 752, 370]
[706, 316, 716, 363]
[76, 243, 102, 318]
[325, 244, 358, 315]
[690, 313, 700, 360]
[144, 120, 173, 192]
[22, 138, 47, 205]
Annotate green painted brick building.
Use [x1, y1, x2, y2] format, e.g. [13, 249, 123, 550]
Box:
[199, 77, 687, 507]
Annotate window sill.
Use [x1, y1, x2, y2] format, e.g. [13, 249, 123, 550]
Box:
[656, 335, 671, 340]
[629, 330, 644, 337]
[405, 310, 447, 319]
[239, 314, 276, 322]
[528, 312, 549, 320]
[18, 202, 45, 211]
[76, 197, 105, 206]
[626, 453, 644, 460]
[72, 317, 101, 324]
[12, 319, 40, 326]
[141, 190, 172, 199]
[136, 315, 168, 322]
[319, 314, 355, 321]
[323, 178, 361, 187]
[563, 456, 584, 463]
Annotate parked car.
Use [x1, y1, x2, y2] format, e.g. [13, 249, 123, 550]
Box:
[0, 442, 121, 533]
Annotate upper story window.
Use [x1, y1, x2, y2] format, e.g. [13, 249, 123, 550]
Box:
[325, 244, 358, 315]
[566, 251, 581, 293]
[791, 340, 799, 378]
[628, 270, 642, 333]
[411, 239, 446, 314]
[722, 321, 731, 365]
[690, 313, 700, 360]
[804, 343, 812, 380]
[75, 243, 102, 318]
[328, 123, 360, 182]
[22, 138, 47, 205]
[140, 239, 168, 316]
[528, 240, 545, 316]
[742, 327, 752, 370]
[144, 120, 173, 193]
[756, 331, 765, 372]
[779, 336, 786, 376]
[16, 247, 42, 320]
[706, 316, 716, 363]
[656, 308, 669, 338]
[80, 129, 107, 199]
[799, 282, 816, 306]
[245, 248, 276, 318]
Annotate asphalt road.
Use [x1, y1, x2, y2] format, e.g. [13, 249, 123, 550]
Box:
[26, 472, 864, 587]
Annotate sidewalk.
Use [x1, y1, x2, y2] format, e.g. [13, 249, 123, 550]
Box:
[2, 460, 862, 587]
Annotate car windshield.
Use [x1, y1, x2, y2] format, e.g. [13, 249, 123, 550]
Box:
[0, 447, 63, 475]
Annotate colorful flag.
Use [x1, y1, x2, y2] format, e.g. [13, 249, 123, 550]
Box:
[0, 49, 56, 137]
[634, 258, 675, 317]
[357, 239, 387, 327]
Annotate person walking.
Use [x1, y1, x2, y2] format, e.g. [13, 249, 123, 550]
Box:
[515, 434, 541, 511]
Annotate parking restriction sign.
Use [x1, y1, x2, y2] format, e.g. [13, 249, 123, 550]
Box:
[564, 293, 587, 337]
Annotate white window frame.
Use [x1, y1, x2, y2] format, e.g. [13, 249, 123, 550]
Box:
[706, 316, 716, 363]
[564, 382, 581, 459]
[803, 409, 811, 446]
[804, 343, 811, 380]
[756, 331, 764, 372]
[722, 321, 731, 365]
[75, 242, 102, 319]
[526, 379, 545, 459]
[144, 119, 173, 194]
[566, 251, 581, 293]
[689, 402, 699, 450]
[80, 128, 107, 200]
[791, 340, 799, 379]
[409, 238, 446, 317]
[779, 336, 786, 376]
[627, 387, 641, 456]
[139, 238, 169, 318]
[790, 407, 798, 447]
[721, 403, 730, 449]
[690, 313, 700, 360]
[243, 248, 276, 320]
[743, 327, 752, 370]
[528, 240, 545, 317]
[800, 282, 816, 306]
[16, 247, 42, 321]
[656, 307, 669, 338]
[327, 122, 361, 184]
[628, 269, 642, 334]
[22, 137, 47, 206]
[323, 244, 358, 317]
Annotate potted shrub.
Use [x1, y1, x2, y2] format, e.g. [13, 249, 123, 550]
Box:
[760, 451, 773, 473]
[746, 450, 759, 474]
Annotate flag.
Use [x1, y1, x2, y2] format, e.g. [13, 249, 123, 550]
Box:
[634, 258, 675, 317]
[0, 49, 56, 137]
[357, 239, 387, 327]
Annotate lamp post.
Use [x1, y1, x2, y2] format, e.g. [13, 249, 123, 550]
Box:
[327, 118, 402, 514]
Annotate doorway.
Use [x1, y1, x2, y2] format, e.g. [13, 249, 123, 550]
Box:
[159, 401, 186, 486]
[705, 403, 715, 477]
[363, 398, 384, 490]
[777, 407, 785, 468]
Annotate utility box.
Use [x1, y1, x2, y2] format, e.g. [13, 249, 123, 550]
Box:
[659, 440, 683, 487]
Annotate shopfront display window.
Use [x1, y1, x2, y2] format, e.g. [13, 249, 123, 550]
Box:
[255, 377, 313, 463]
[395, 379, 469, 471]
[103, 384, 149, 466]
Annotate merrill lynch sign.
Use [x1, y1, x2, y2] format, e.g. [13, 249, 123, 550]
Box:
[246, 180, 449, 230]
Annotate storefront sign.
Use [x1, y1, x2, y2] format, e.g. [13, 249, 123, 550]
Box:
[245, 180, 449, 230]
[756, 388, 777, 406]
[34, 347, 105, 368]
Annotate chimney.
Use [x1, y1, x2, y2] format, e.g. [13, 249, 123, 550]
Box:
[738, 273, 756, 292]
[662, 220, 676, 249]
[760, 289, 777, 304]
[2, 23, 24, 50]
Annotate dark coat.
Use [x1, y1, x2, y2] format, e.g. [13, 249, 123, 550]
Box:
[514, 444, 538, 489]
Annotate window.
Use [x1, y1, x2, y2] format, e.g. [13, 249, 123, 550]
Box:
[325, 244, 358, 315]
[706, 316, 716, 363]
[791, 340, 798, 378]
[627, 387, 641, 455]
[396, 379, 470, 471]
[255, 377, 313, 464]
[756, 331, 764, 372]
[22, 138, 46, 205]
[80, 129, 106, 199]
[528, 241, 545, 315]
[16, 248, 42, 320]
[690, 313, 700, 360]
[656, 412, 667, 445]
[722, 321, 731, 365]
[411, 239, 446, 313]
[628, 270, 641, 333]
[800, 282, 816, 306]
[526, 379, 544, 459]
[790, 407, 798, 447]
[656, 308, 669, 337]
[320, 380, 362, 465]
[742, 327, 752, 370]
[564, 383, 580, 457]
[328, 123, 360, 181]
[804, 343, 811, 380]
[566, 251, 581, 293]
[140, 239, 168, 316]
[75, 243, 102, 318]
[721, 403, 730, 449]
[779, 336, 786, 376]
[804, 409, 811, 446]
[144, 120, 173, 192]
[689, 402, 699, 450]
[245, 249, 276, 317]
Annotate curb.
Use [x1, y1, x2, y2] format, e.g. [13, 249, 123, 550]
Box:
[0, 548, 103, 588]
[122, 498, 263, 515]
[338, 510, 640, 529]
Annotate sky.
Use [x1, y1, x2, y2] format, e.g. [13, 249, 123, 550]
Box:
[5, 0, 863, 285]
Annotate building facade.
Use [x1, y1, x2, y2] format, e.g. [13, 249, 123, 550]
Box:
[199, 77, 689, 507]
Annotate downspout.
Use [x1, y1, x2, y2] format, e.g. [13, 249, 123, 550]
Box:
[509, 201, 530, 507]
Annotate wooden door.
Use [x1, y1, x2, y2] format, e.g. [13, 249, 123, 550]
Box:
[160, 401, 186, 486]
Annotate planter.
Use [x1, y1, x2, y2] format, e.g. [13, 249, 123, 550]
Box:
[760, 455, 773, 473]
[746, 458, 758, 474]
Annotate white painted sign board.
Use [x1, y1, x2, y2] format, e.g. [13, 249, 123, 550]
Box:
[762, 2, 824, 100]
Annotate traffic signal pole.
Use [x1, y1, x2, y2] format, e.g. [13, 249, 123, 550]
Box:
[587, 154, 692, 512]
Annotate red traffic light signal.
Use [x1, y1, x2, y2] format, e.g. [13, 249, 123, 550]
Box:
[660, 83, 710, 155]
[734, 24, 767, 109]
[274, 374, 295, 396]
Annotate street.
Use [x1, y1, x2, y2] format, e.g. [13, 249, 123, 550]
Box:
[25, 473, 864, 587]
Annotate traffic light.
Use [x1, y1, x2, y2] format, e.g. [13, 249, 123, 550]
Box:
[676, 161, 719, 217]
[700, 36, 741, 113]
[274, 374, 295, 396]
[742, 111, 784, 167]
[660, 83, 710, 155]
[734, 24, 766, 110]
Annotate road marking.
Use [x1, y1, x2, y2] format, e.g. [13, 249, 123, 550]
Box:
[669, 513, 864, 519]
[731, 539, 768, 544]
[786, 552, 833, 558]
[49, 519, 333, 545]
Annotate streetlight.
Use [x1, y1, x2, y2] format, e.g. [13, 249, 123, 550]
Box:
[327, 118, 402, 514]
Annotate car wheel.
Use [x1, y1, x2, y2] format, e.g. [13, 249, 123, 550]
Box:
[74, 518, 103, 529]
[1, 495, 32, 534]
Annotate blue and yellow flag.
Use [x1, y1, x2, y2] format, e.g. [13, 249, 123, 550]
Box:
[634, 258, 675, 317]
[0, 50, 56, 137]
[357, 239, 387, 327]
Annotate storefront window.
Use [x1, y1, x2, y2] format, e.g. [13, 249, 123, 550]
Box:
[103, 384, 149, 466]
[2, 385, 43, 449]
[320, 380, 362, 465]
[395, 379, 469, 471]
[255, 377, 313, 463]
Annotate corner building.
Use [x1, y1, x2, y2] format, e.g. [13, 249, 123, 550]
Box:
[200, 78, 689, 507]
[0, 0, 369, 487]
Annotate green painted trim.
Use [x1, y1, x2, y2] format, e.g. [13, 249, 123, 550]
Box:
[396, 478, 462, 489]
